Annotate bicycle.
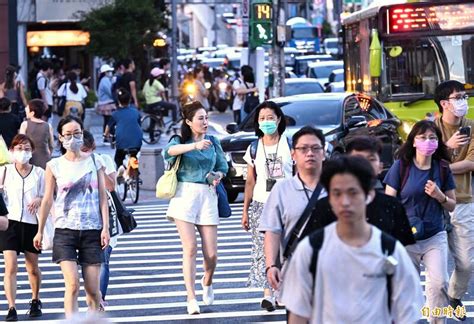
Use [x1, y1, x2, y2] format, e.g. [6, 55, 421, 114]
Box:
[116, 148, 141, 204]
[141, 108, 181, 144]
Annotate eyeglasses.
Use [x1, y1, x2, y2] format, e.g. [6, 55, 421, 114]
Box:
[415, 136, 438, 142]
[294, 146, 324, 154]
[61, 132, 83, 140]
[447, 94, 469, 101]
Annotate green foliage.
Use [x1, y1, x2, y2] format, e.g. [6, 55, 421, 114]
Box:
[84, 90, 98, 108]
[80, 0, 166, 64]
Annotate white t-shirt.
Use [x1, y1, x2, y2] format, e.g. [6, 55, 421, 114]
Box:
[1, 164, 44, 224]
[47, 154, 104, 230]
[281, 223, 424, 324]
[58, 82, 87, 102]
[36, 72, 53, 105]
[243, 136, 293, 203]
[98, 154, 115, 176]
[232, 79, 245, 111]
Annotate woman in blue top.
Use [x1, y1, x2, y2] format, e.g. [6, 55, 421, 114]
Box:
[104, 88, 142, 168]
[384, 120, 456, 323]
[96, 64, 116, 135]
[164, 101, 228, 315]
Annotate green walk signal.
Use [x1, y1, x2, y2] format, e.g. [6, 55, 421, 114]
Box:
[250, 0, 273, 48]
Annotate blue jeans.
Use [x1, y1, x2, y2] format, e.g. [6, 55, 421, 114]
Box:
[100, 245, 113, 300]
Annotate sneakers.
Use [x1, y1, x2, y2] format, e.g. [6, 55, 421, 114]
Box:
[260, 296, 276, 312]
[28, 299, 42, 318]
[187, 299, 200, 315]
[5, 307, 17, 322]
[449, 297, 467, 321]
[200, 276, 214, 306]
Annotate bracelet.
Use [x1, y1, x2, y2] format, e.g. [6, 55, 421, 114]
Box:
[265, 264, 278, 274]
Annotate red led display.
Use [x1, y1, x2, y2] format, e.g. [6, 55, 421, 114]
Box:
[387, 3, 474, 34]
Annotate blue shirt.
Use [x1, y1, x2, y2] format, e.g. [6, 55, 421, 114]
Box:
[98, 76, 114, 104]
[164, 135, 228, 184]
[384, 159, 456, 240]
[109, 106, 142, 149]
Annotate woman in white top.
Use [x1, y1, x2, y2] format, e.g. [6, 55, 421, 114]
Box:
[193, 67, 210, 110]
[57, 72, 88, 119]
[241, 101, 293, 310]
[0, 134, 45, 321]
[33, 116, 109, 318]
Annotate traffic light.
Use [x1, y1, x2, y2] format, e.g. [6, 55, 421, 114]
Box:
[250, 0, 273, 48]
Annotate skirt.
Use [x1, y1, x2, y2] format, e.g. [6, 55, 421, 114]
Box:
[166, 182, 219, 225]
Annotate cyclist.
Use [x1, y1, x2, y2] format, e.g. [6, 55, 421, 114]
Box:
[142, 67, 178, 123]
[104, 88, 142, 169]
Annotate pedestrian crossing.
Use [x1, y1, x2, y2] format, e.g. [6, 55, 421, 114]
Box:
[0, 201, 473, 323]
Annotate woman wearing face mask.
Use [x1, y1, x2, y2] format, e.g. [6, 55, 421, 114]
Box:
[241, 101, 293, 311]
[33, 116, 110, 318]
[96, 64, 116, 137]
[0, 134, 45, 321]
[164, 101, 228, 315]
[384, 120, 456, 324]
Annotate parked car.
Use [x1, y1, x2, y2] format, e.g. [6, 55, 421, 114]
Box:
[284, 78, 324, 96]
[324, 68, 344, 92]
[306, 60, 343, 85]
[293, 54, 334, 76]
[220, 93, 401, 202]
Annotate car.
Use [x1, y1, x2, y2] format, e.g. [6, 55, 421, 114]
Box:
[284, 78, 324, 96]
[293, 54, 334, 76]
[306, 60, 343, 85]
[323, 37, 341, 57]
[324, 68, 345, 92]
[220, 92, 401, 202]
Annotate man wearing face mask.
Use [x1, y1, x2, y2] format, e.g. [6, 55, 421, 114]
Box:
[434, 80, 474, 321]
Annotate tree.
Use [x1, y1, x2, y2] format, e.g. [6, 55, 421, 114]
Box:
[80, 0, 166, 81]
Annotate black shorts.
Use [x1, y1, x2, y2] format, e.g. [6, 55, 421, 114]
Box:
[52, 228, 104, 266]
[0, 220, 40, 255]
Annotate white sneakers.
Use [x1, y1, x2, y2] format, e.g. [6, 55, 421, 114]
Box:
[187, 299, 200, 315]
[200, 276, 214, 306]
[260, 296, 276, 311]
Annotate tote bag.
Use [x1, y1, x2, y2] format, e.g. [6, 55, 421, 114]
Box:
[156, 155, 182, 199]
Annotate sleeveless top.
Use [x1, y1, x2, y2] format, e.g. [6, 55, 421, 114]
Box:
[26, 120, 51, 169]
[3, 84, 19, 103]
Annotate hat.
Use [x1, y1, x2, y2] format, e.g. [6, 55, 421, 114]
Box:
[151, 67, 165, 77]
[100, 64, 114, 73]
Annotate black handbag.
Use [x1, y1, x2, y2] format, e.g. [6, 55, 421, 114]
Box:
[109, 190, 137, 233]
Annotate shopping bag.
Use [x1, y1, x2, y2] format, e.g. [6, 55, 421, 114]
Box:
[110, 190, 137, 233]
[42, 216, 55, 250]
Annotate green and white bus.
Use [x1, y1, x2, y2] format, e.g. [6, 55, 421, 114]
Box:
[342, 0, 474, 137]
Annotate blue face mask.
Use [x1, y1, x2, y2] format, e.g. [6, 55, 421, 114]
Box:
[259, 120, 278, 135]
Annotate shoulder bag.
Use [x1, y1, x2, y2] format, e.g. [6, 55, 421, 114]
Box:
[208, 135, 231, 218]
[156, 154, 182, 199]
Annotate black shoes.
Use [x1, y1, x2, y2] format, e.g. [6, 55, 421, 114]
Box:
[449, 297, 467, 321]
[28, 299, 42, 318]
[5, 307, 17, 322]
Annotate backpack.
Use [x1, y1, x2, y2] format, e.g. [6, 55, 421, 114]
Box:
[249, 137, 293, 178]
[399, 159, 449, 192]
[309, 229, 397, 312]
[31, 75, 47, 99]
[243, 81, 259, 113]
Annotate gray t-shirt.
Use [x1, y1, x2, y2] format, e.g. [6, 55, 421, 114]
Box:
[258, 174, 326, 262]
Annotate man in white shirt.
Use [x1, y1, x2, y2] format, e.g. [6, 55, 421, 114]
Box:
[281, 156, 424, 324]
[36, 61, 53, 122]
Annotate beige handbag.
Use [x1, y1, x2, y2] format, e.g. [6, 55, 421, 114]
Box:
[156, 155, 182, 199]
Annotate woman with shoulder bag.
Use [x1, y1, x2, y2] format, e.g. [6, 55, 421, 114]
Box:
[0, 65, 27, 120]
[384, 120, 456, 324]
[164, 101, 228, 315]
[57, 72, 88, 119]
[241, 101, 293, 311]
[0, 134, 45, 321]
[33, 116, 110, 318]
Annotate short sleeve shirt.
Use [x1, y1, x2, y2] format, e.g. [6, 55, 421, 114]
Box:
[109, 107, 143, 150]
[232, 79, 245, 111]
[36, 72, 53, 105]
[58, 83, 87, 102]
[47, 155, 104, 230]
[383, 159, 456, 239]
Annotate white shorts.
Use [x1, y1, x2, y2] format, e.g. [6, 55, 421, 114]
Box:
[166, 182, 219, 225]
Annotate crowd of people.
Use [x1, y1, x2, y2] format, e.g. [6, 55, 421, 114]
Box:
[0, 57, 473, 324]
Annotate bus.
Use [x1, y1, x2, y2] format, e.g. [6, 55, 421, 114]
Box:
[286, 17, 320, 53]
[342, 1, 474, 137]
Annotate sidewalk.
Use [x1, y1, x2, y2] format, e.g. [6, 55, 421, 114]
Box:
[82, 108, 235, 203]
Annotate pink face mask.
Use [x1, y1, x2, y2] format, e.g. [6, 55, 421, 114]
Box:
[415, 139, 438, 156]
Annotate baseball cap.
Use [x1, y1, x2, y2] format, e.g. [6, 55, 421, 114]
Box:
[100, 64, 114, 73]
[151, 67, 165, 77]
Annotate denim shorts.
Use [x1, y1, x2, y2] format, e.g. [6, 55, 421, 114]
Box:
[52, 228, 104, 266]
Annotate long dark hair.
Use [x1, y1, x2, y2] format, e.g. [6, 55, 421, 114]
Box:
[67, 71, 79, 94]
[253, 101, 286, 138]
[181, 101, 205, 143]
[4, 65, 16, 90]
[241, 65, 255, 84]
[397, 120, 451, 163]
[57, 115, 83, 155]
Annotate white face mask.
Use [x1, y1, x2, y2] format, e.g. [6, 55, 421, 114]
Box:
[451, 99, 468, 117]
[11, 150, 32, 164]
[62, 136, 84, 152]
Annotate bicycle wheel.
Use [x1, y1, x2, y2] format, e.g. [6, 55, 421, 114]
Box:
[116, 177, 127, 201]
[128, 174, 140, 204]
[141, 115, 162, 144]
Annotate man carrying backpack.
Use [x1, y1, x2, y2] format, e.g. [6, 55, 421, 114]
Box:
[281, 156, 423, 324]
[232, 65, 258, 124]
[34, 61, 53, 122]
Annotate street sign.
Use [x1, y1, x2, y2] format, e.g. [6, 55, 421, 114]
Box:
[242, 0, 249, 18]
[250, 0, 273, 48]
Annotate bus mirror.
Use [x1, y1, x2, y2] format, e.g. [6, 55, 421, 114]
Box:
[369, 29, 381, 77]
[389, 46, 403, 58]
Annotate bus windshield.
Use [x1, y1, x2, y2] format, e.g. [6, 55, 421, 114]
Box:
[383, 35, 474, 98]
[292, 28, 317, 39]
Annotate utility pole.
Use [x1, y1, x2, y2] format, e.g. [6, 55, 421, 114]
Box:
[269, 0, 286, 98]
[171, 0, 179, 105]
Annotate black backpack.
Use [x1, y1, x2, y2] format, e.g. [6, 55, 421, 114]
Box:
[309, 229, 397, 312]
[31, 75, 47, 99]
[243, 81, 259, 113]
